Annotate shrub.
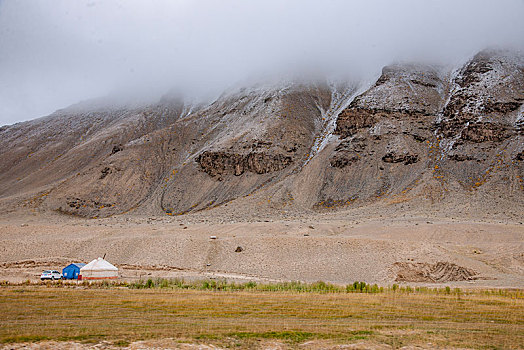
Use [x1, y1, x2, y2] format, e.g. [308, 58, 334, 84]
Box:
[159, 278, 169, 288]
[245, 281, 257, 289]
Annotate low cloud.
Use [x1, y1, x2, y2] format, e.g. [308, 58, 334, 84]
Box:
[1, 0, 523, 125]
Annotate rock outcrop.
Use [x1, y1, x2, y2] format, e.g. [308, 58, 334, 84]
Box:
[317, 63, 447, 205]
[326, 49, 524, 205]
[196, 151, 292, 177]
[433, 49, 524, 189]
[381, 152, 418, 165]
[439, 49, 523, 140]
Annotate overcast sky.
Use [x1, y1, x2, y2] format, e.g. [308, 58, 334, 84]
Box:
[1, 0, 524, 126]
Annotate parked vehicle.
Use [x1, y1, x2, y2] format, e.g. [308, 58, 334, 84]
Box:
[40, 270, 63, 280]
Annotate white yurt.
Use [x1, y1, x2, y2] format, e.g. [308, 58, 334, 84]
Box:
[79, 257, 118, 280]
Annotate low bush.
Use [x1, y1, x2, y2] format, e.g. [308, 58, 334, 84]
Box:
[2, 278, 522, 298]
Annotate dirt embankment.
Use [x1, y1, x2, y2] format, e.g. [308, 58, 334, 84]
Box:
[394, 261, 479, 282]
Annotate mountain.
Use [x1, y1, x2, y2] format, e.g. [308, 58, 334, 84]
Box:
[1, 49, 523, 220]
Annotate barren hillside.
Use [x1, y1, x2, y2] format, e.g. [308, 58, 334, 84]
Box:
[0, 49, 523, 220]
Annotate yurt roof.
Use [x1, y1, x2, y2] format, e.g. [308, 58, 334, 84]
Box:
[80, 257, 118, 271]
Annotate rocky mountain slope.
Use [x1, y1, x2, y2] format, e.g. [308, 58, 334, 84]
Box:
[0, 49, 522, 219]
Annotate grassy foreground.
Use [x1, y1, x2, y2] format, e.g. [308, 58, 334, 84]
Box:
[0, 284, 522, 349]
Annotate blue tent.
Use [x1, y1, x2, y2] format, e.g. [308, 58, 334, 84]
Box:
[62, 263, 86, 279]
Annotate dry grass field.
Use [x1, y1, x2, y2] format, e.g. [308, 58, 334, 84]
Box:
[0, 284, 522, 349]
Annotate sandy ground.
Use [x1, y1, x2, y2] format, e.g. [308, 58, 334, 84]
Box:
[0, 209, 522, 288]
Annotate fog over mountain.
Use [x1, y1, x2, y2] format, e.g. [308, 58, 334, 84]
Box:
[1, 0, 524, 126]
